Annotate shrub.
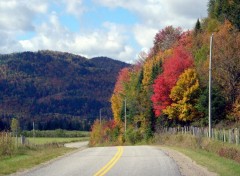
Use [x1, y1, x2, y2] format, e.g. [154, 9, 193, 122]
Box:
[89, 120, 122, 146]
[0, 132, 16, 157]
[218, 147, 240, 163]
[126, 126, 143, 144]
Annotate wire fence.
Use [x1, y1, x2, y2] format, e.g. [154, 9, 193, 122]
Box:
[157, 126, 240, 145]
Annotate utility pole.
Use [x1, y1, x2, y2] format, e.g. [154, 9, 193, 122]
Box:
[100, 109, 102, 125]
[33, 121, 35, 138]
[124, 98, 127, 133]
[209, 34, 213, 138]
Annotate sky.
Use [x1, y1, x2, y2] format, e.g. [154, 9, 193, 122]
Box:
[0, 0, 209, 63]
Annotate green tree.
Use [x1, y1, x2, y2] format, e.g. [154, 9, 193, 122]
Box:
[195, 87, 226, 124]
[11, 118, 20, 136]
[194, 19, 202, 35]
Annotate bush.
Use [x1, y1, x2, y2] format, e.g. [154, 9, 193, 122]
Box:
[89, 120, 122, 146]
[0, 132, 16, 157]
[218, 147, 240, 163]
[126, 126, 143, 144]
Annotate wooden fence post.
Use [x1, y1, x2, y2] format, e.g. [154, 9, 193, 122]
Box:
[235, 128, 239, 145]
[229, 129, 231, 143]
[223, 129, 226, 142]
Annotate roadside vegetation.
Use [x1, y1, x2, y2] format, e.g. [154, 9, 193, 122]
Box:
[155, 134, 240, 176]
[0, 129, 89, 175]
[22, 129, 89, 138]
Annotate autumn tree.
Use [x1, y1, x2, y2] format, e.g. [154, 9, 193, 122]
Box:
[152, 46, 193, 117]
[212, 21, 240, 104]
[111, 68, 130, 124]
[152, 26, 182, 55]
[163, 69, 200, 121]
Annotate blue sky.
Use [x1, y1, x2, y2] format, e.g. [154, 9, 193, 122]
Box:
[0, 0, 208, 63]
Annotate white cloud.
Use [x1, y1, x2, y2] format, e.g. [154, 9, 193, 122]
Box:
[0, 0, 209, 62]
[0, 31, 23, 53]
[19, 14, 134, 62]
[63, 0, 86, 17]
[133, 24, 157, 48]
[0, 0, 48, 31]
[95, 0, 208, 28]
[95, 0, 209, 50]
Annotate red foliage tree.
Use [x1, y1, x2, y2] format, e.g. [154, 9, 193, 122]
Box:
[151, 46, 193, 117]
[113, 67, 130, 94]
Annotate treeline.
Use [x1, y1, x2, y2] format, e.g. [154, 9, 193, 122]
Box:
[0, 51, 128, 131]
[21, 129, 89, 138]
[90, 0, 240, 145]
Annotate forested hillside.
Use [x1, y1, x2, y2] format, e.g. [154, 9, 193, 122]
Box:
[90, 0, 240, 145]
[0, 51, 129, 130]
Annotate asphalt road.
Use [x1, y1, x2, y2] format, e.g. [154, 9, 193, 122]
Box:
[18, 145, 181, 176]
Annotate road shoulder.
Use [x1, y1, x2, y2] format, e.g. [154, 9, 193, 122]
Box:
[155, 146, 218, 176]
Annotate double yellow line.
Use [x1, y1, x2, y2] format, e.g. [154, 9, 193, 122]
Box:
[94, 146, 123, 176]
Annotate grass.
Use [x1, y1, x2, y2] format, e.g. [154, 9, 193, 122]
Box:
[0, 145, 74, 175]
[27, 136, 89, 145]
[154, 133, 240, 176]
[22, 130, 90, 138]
[0, 136, 89, 175]
[171, 147, 240, 176]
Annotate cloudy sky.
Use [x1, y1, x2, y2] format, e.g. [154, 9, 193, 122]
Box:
[0, 0, 208, 62]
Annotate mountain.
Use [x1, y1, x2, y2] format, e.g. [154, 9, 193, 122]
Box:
[0, 50, 129, 131]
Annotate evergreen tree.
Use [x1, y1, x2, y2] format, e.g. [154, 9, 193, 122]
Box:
[208, 0, 216, 18]
[194, 19, 202, 35]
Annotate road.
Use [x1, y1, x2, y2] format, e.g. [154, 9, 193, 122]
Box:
[17, 145, 181, 176]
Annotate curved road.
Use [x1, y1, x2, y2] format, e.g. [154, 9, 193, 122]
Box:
[18, 145, 181, 176]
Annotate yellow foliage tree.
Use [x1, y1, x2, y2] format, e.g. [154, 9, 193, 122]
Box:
[163, 68, 199, 121]
[110, 68, 130, 125]
[110, 93, 122, 124]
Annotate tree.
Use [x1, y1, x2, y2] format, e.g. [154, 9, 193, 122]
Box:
[228, 0, 240, 30]
[163, 69, 200, 121]
[152, 26, 182, 54]
[195, 87, 226, 124]
[151, 46, 193, 117]
[111, 68, 130, 124]
[207, 0, 240, 30]
[11, 118, 20, 136]
[194, 19, 202, 35]
[208, 0, 216, 18]
[231, 96, 240, 121]
[212, 21, 240, 104]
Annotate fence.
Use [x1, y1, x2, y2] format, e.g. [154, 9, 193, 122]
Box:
[158, 126, 240, 145]
[0, 132, 29, 146]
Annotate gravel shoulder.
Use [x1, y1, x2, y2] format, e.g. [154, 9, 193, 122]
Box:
[157, 146, 218, 176]
[64, 141, 89, 148]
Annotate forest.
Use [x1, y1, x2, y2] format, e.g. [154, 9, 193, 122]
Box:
[90, 0, 240, 145]
[0, 51, 128, 131]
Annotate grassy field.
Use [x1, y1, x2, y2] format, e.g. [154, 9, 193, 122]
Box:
[154, 134, 240, 176]
[0, 134, 89, 175]
[0, 144, 74, 175]
[27, 136, 89, 145]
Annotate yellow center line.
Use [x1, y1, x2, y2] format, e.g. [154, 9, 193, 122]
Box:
[94, 146, 123, 176]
